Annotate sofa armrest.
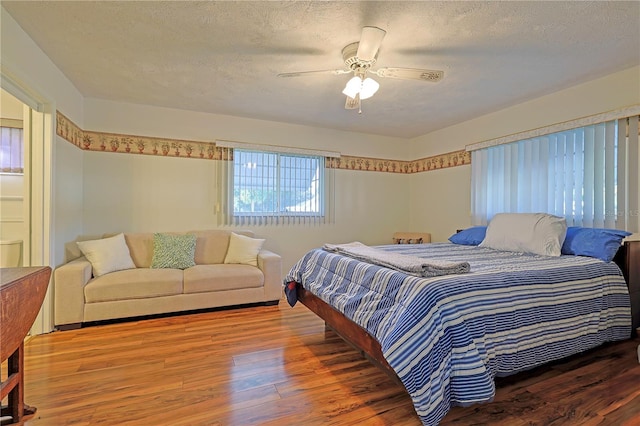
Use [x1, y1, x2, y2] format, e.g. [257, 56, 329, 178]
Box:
[257, 249, 282, 301]
[54, 257, 92, 326]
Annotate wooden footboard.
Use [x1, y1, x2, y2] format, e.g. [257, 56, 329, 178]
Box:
[296, 286, 399, 382]
[614, 240, 640, 334]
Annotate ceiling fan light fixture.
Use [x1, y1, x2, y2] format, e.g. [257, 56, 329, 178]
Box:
[277, 25, 445, 112]
[342, 76, 379, 100]
[359, 77, 379, 100]
[342, 76, 362, 98]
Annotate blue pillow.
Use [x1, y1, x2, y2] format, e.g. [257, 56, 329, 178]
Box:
[561, 227, 631, 262]
[449, 226, 487, 246]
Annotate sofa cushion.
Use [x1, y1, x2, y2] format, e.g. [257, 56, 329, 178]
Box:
[224, 232, 265, 266]
[76, 233, 136, 277]
[183, 264, 263, 294]
[151, 233, 196, 269]
[190, 230, 254, 265]
[84, 268, 183, 303]
[124, 233, 155, 268]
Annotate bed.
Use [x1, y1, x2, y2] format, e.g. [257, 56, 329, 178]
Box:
[284, 238, 639, 426]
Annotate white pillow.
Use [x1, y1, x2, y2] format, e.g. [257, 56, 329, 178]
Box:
[223, 232, 265, 266]
[77, 233, 136, 277]
[479, 213, 567, 257]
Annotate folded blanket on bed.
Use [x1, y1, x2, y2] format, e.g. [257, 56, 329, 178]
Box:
[322, 241, 470, 277]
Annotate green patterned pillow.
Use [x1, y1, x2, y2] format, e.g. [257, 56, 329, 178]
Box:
[150, 233, 196, 269]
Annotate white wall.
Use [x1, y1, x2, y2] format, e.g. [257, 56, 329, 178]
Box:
[82, 100, 412, 270]
[2, 7, 86, 268]
[83, 98, 413, 160]
[408, 166, 471, 242]
[409, 66, 640, 242]
[1, 88, 24, 118]
[81, 152, 217, 234]
[54, 138, 84, 263]
[1, 8, 84, 124]
[82, 66, 640, 263]
[81, 150, 408, 270]
[2, 6, 86, 333]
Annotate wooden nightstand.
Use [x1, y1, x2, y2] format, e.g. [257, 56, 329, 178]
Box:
[392, 232, 431, 244]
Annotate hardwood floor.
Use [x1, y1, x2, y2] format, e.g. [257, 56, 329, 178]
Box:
[16, 301, 640, 425]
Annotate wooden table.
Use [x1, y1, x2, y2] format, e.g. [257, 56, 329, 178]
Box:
[1, 267, 51, 425]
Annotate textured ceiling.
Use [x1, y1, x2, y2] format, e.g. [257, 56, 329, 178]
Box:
[3, 1, 639, 139]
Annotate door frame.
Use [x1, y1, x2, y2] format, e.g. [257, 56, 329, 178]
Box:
[2, 70, 55, 334]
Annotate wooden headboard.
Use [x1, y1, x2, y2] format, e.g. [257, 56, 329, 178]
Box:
[613, 240, 640, 335]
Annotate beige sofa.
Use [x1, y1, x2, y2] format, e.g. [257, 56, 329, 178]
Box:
[54, 230, 282, 329]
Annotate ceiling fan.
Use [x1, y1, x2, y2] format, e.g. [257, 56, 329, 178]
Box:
[277, 26, 444, 112]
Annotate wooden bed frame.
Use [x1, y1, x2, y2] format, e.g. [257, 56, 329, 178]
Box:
[296, 240, 640, 381]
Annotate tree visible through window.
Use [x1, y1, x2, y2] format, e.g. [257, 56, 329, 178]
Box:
[232, 149, 324, 216]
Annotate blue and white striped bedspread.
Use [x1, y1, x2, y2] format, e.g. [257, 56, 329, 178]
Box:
[285, 243, 632, 425]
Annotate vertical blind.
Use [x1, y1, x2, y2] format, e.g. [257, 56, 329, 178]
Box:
[0, 125, 24, 173]
[471, 115, 639, 232]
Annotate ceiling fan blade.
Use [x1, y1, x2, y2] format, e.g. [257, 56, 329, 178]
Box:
[356, 26, 386, 61]
[372, 67, 444, 82]
[278, 69, 351, 78]
[345, 94, 360, 110]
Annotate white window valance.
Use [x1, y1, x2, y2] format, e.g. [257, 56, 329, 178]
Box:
[466, 105, 640, 152]
[215, 140, 340, 158]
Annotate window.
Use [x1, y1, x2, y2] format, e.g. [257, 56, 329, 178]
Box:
[0, 124, 24, 174]
[216, 141, 337, 226]
[470, 114, 639, 232]
[233, 150, 324, 216]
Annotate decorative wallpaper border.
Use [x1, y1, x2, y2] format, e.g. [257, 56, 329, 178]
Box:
[56, 112, 229, 159]
[330, 150, 470, 173]
[56, 111, 469, 174]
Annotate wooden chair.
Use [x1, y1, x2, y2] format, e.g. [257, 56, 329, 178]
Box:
[392, 232, 431, 244]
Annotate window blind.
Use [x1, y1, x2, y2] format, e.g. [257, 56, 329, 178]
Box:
[0, 125, 24, 173]
[471, 115, 639, 232]
[216, 145, 336, 226]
